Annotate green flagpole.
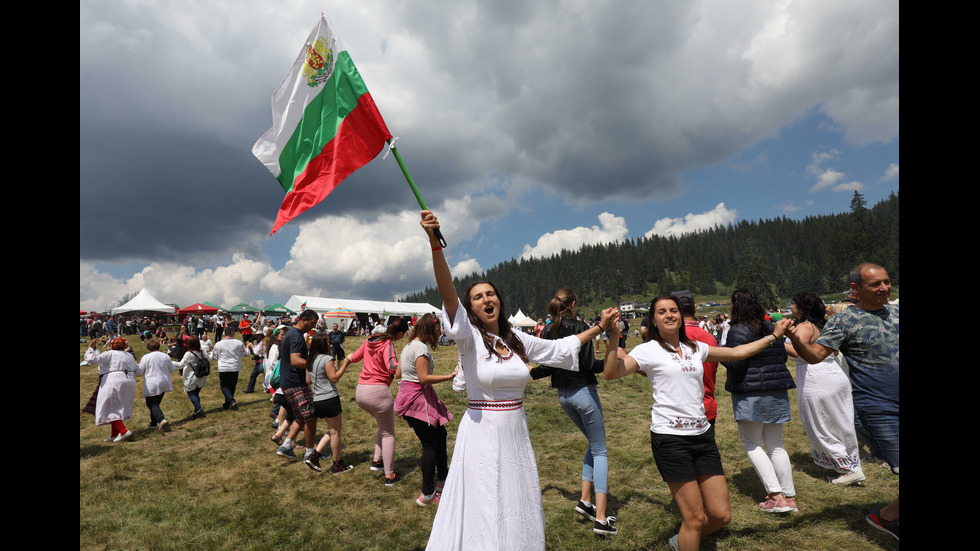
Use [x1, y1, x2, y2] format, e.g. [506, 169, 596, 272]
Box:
[388, 141, 447, 248]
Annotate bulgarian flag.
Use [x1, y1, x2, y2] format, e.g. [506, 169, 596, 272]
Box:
[253, 15, 392, 235]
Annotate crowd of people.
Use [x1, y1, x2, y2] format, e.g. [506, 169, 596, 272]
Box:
[81, 210, 899, 549]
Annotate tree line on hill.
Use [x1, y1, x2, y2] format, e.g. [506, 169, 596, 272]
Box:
[402, 191, 899, 317]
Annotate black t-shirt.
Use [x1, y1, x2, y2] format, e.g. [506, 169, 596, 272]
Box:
[279, 327, 309, 389]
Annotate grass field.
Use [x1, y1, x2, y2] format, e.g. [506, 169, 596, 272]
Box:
[80, 333, 898, 550]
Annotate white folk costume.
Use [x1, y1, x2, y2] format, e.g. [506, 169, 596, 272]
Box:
[89, 350, 139, 425]
[425, 299, 582, 551]
[794, 354, 861, 472]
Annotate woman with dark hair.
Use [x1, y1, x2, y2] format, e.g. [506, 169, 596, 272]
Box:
[88, 337, 140, 442]
[604, 295, 792, 550]
[785, 291, 864, 485]
[723, 288, 798, 514]
[342, 317, 409, 485]
[139, 339, 178, 432]
[305, 333, 354, 474]
[530, 288, 616, 534]
[420, 211, 617, 551]
[173, 335, 210, 419]
[395, 313, 458, 506]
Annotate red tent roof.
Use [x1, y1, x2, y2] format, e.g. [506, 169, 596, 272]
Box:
[176, 303, 220, 314]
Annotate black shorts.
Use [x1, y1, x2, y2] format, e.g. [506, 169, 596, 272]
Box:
[650, 425, 725, 482]
[274, 393, 295, 423]
[313, 396, 342, 419]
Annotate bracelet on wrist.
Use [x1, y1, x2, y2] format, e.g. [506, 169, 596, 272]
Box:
[432, 245, 442, 252]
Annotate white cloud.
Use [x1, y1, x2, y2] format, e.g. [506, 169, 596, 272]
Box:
[832, 180, 865, 192]
[878, 163, 899, 182]
[645, 203, 738, 238]
[520, 213, 629, 260]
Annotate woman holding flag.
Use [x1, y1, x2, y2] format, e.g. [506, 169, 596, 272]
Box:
[419, 210, 617, 550]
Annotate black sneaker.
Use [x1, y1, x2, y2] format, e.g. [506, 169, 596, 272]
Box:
[575, 500, 597, 521]
[384, 472, 402, 486]
[593, 516, 618, 535]
[305, 451, 322, 472]
[369, 460, 384, 471]
[330, 461, 354, 475]
[230, 400, 238, 411]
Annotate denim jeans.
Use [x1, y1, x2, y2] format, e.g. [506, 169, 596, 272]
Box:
[145, 394, 165, 425]
[219, 371, 239, 407]
[187, 388, 203, 413]
[557, 385, 608, 494]
[856, 409, 899, 474]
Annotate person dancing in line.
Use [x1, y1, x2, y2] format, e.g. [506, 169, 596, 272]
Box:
[341, 317, 409, 485]
[173, 336, 211, 419]
[603, 295, 793, 551]
[784, 291, 864, 485]
[88, 337, 140, 442]
[723, 289, 798, 514]
[394, 313, 458, 506]
[529, 288, 616, 534]
[139, 339, 178, 432]
[420, 210, 618, 551]
[304, 333, 354, 474]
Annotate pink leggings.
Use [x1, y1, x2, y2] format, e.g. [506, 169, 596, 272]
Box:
[355, 384, 396, 476]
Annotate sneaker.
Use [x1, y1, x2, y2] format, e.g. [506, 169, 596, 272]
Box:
[435, 480, 446, 494]
[277, 445, 297, 459]
[330, 461, 354, 475]
[668, 534, 679, 551]
[866, 509, 899, 541]
[384, 472, 402, 486]
[159, 419, 170, 432]
[593, 516, 618, 535]
[369, 459, 384, 472]
[305, 451, 322, 472]
[271, 434, 283, 447]
[103, 437, 116, 442]
[575, 500, 597, 521]
[147, 424, 159, 431]
[113, 430, 133, 442]
[272, 420, 279, 429]
[759, 495, 795, 513]
[831, 469, 866, 486]
[784, 497, 799, 512]
[192, 410, 205, 419]
[230, 400, 238, 411]
[416, 492, 440, 506]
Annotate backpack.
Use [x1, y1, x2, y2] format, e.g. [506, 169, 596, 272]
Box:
[270, 359, 282, 389]
[191, 351, 211, 378]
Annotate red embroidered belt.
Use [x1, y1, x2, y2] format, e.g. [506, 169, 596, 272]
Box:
[467, 399, 523, 411]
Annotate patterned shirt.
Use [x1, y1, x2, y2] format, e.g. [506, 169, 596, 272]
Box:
[817, 304, 899, 414]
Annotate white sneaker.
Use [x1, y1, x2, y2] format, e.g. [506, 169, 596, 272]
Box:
[159, 419, 170, 432]
[831, 469, 866, 486]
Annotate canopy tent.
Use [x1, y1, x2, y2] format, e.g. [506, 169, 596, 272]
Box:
[203, 302, 223, 310]
[111, 288, 176, 315]
[284, 295, 439, 318]
[226, 302, 260, 315]
[262, 302, 295, 315]
[176, 303, 220, 315]
[508, 309, 538, 328]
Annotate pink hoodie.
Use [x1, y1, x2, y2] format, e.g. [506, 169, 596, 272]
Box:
[352, 336, 399, 386]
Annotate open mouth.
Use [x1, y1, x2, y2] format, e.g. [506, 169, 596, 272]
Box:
[484, 305, 496, 317]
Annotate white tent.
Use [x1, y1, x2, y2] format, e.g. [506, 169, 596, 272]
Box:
[111, 288, 176, 315]
[283, 295, 440, 318]
[508, 309, 538, 328]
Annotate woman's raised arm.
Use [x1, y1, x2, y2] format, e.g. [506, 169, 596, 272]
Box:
[421, 210, 459, 322]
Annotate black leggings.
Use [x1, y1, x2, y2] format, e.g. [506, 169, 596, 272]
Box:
[405, 416, 449, 496]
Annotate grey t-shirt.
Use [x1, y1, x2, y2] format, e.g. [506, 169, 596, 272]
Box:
[308, 354, 338, 401]
[399, 340, 433, 384]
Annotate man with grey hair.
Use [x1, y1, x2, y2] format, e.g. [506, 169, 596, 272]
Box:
[785, 262, 899, 541]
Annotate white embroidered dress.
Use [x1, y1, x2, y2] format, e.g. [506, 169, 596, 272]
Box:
[426, 300, 582, 551]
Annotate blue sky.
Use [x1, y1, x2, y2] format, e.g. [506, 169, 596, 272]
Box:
[80, 1, 898, 312]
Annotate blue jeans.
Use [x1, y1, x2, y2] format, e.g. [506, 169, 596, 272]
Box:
[145, 394, 165, 425]
[557, 385, 608, 494]
[856, 409, 899, 474]
[187, 388, 203, 413]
